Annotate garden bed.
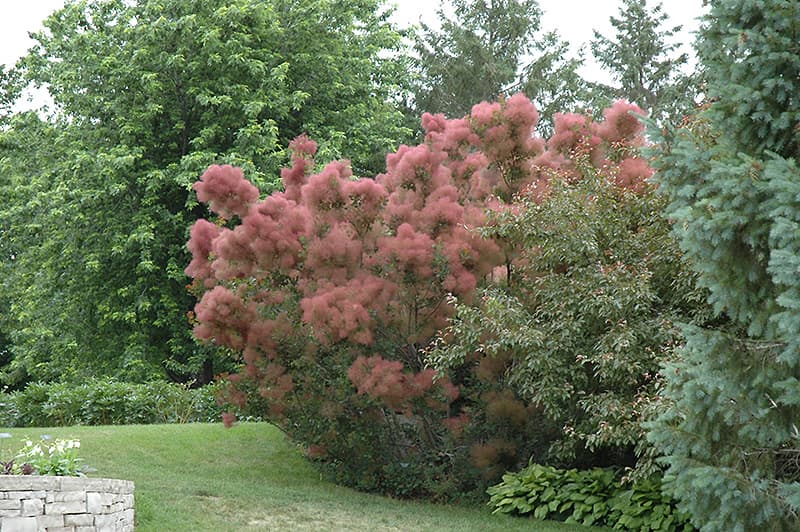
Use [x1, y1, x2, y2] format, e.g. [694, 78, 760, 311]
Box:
[0, 476, 134, 532]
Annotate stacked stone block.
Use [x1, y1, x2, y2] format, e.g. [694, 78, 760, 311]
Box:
[0, 477, 134, 531]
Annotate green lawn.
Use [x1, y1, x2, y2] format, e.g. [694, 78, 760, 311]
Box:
[1, 423, 602, 531]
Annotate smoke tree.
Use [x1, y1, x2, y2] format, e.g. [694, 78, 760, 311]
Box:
[188, 94, 698, 496]
[186, 97, 521, 494]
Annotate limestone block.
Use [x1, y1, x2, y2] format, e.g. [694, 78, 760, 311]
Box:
[21, 498, 44, 516]
[53, 490, 87, 502]
[62, 478, 132, 494]
[0, 477, 61, 490]
[0, 499, 21, 510]
[47, 500, 88, 514]
[1, 516, 38, 532]
[36, 513, 65, 528]
[86, 492, 115, 513]
[94, 512, 124, 529]
[64, 513, 95, 526]
[8, 491, 46, 500]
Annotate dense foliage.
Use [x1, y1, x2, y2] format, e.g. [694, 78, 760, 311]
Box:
[0, 0, 411, 386]
[0, 379, 237, 427]
[488, 462, 693, 531]
[428, 102, 710, 476]
[647, 1, 800, 530]
[187, 93, 701, 498]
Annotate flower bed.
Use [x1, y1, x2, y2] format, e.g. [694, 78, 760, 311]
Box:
[0, 476, 134, 531]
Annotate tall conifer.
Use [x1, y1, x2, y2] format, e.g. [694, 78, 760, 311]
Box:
[412, 0, 598, 131]
[648, 1, 800, 529]
[591, 0, 695, 126]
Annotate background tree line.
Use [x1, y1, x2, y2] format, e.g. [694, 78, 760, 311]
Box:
[0, 0, 693, 387]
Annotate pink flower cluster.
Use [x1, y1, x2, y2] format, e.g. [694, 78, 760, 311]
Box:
[194, 165, 259, 219]
[348, 355, 458, 412]
[186, 93, 653, 423]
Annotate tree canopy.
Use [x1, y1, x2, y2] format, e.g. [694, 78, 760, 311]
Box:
[0, 0, 412, 385]
[411, 0, 604, 130]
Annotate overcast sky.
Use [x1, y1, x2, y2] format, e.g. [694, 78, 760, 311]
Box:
[2, 0, 706, 88]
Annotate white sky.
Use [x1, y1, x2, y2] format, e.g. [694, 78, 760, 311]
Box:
[1, 0, 706, 92]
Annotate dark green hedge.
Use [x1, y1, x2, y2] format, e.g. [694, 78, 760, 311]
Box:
[0, 379, 258, 427]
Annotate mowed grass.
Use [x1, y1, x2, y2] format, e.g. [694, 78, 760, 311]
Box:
[1, 423, 602, 531]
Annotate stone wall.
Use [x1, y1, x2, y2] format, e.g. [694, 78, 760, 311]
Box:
[0, 476, 134, 532]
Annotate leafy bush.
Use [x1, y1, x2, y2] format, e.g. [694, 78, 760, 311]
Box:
[0, 436, 84, 476]
[488, 463, 694, 531]
[0, 379, 250, 427]
[428, 112, 711, 475]
[15, 437, 84, 476]
[186, 93, 696, 499]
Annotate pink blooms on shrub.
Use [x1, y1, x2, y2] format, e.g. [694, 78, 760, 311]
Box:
[187, 91, 653, 393]
[616, 157, 654, 192]
[193, 286, 255, 351]
[595, 100, 646, 144]
[186, 93, 654, 489]
[348, 355, 458, 412]
[194, 164, 259, 219]
[185, 219, 220, 286]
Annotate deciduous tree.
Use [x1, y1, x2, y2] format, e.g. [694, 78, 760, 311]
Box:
[0, 0, 411, 385]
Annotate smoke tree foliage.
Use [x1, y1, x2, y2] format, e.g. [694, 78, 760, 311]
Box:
[0, 0, 410, 385]
[187, 93, 699, 497]
[647, 1, 800, 530]
[428, 102, 710, 474]
[591, 0, 696, 127]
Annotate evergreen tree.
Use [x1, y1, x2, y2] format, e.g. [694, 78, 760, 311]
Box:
[591, 0, 695, 126]
[412, 0, 600, 130]
[647, 1, 800, 530]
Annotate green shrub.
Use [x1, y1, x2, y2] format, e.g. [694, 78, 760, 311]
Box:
[487, 463, 694, 531]
[12, 437, 84, 476]
[0, 378, 256, 427]
[608, 477, 693, 531]
[430, 165, 711, 476]
[0, 391, 17, 426]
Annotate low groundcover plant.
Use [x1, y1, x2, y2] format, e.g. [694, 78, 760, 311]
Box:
[0, 435, 85, 476]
